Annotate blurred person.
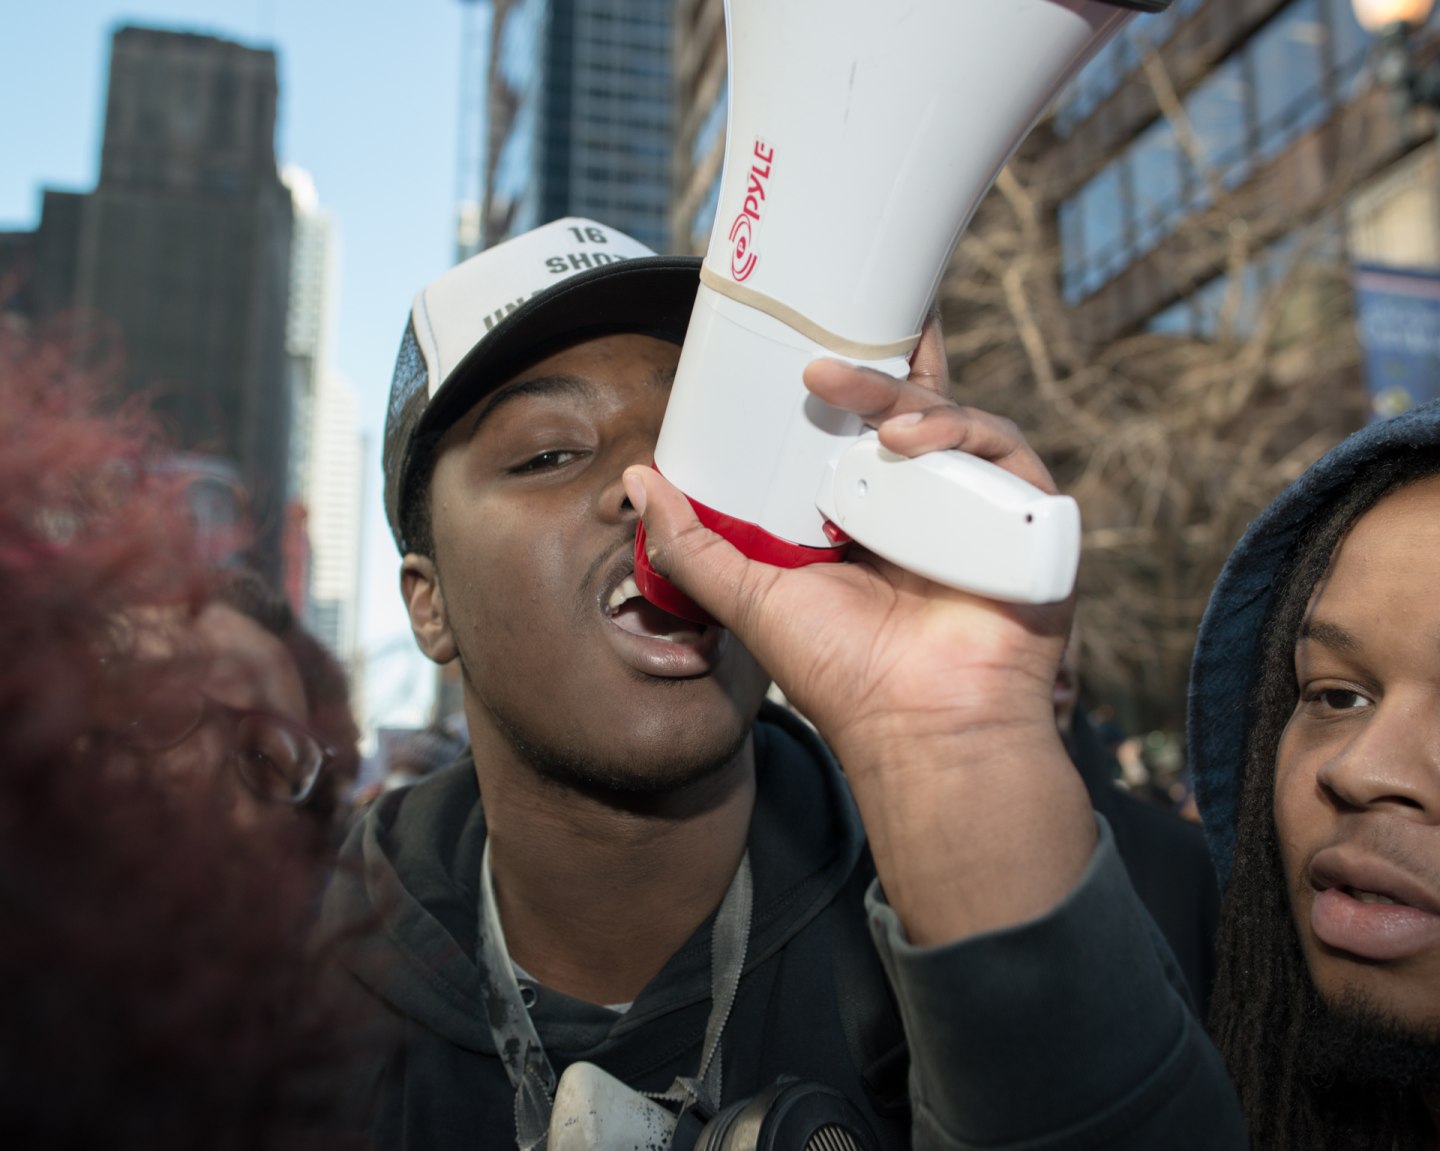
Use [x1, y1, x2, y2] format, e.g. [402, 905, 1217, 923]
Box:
[1189, 400, 1440, 1148]
[1055, 642, 1220, 1015]
[206, 567, 363, 852]
[0, 321, 351, 1148]
[319, 217, 1242, 1148]
[349, 723, 466, 814]
[1086, 700, 1127, 754]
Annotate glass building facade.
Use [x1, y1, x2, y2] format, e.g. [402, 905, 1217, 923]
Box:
[1056, 0, 1380, 308]
[684, 77, 727, 252]
[1054, 0, 1440, 337]
[484, 0, 674, 251]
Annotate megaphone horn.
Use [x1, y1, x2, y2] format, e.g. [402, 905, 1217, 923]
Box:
[636, 0, 1172, 618]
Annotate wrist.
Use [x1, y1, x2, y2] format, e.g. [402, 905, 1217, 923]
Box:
[825, 670, 1059, 780]
[830, 695, 1096, 945]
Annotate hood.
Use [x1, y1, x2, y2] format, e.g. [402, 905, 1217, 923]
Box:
[1187, 399, 1440, 890]
[318, 703, 866, 1057]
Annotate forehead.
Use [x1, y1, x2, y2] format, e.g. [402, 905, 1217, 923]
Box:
[446, 332, 681, 444]
[1333, 475, 1440, 572]
[195, 604, 307, 720]
[1310, 474, 1440, 618]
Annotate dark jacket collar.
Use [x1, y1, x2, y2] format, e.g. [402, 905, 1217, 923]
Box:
[320, 702, 866, 1057]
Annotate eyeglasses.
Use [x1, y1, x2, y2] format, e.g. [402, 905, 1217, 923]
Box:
[124, 689, 333, 806]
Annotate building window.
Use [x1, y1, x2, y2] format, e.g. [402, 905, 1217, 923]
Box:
[1323, 0, 1372, 98]
[691, 81, 727, 167]
[1069, 162, 1131, 300]
[1053, 0, 1440, 304]
[1191, 263, 1263, 339]
[1143, 218, 1344, 339]
[1185, 55, 1250, 194]
[1251, 0, 1326, 161]
[690, 167, 724, 253]
[1129, 116, 1185, 255]
[1053, 8, 1191, 137]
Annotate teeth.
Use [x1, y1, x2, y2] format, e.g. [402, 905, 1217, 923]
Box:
[607, 575, 641, 613]
[1350, 889, 1397, 905]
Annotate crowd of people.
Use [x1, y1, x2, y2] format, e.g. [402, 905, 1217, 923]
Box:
[2, 214, 1437, 1150]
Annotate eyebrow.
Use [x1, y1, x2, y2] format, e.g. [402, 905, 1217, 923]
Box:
[1297, 618, 1360, 654]
[467, 374, 595, 441]
[465, 363, 677, 442]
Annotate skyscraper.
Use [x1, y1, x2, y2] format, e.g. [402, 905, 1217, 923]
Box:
[305, 371, 366, 676]
[284, 166, 331, 504]
[282, 166, 365, 687]
[25, 26, 295, 583]
[477, 0, 675, 252]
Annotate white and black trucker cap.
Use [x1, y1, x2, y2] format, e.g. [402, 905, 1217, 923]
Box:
[382, 217, 701, 553]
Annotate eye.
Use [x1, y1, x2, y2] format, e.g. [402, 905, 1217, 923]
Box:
[1301, 686, 1371, 712]
[510, 449, 583, 474]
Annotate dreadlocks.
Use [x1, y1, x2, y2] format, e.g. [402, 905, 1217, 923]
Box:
[1208, 446, 1440, 1151]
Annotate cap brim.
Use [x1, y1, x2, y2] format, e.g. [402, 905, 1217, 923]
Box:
[413, 254, 702, 450]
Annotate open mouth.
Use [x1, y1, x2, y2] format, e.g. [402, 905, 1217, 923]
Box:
[1306, 852, 1440, 962]
[1341, 887, 1399, 906]
[605, 573, 711, 646]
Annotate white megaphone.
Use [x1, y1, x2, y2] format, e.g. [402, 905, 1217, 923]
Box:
[635, 0, 1170, 620]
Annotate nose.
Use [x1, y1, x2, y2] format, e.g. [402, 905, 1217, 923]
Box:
[598, 433, 658, 525]
[1315, 695, 1440, 820]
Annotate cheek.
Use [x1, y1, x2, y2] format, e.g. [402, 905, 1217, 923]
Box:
[153, 723, 229, 783]
[1274, 727, 1301, 811]
[443, 519, 587, 668]
[269, 667, 309, 726]
[1272, 722, 1314, 886]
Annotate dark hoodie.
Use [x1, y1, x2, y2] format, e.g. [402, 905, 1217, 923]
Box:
[1186, 399, 1440, 1148]
[1065, 701, 1219, 1015]
[320, 704, 1243, 1150]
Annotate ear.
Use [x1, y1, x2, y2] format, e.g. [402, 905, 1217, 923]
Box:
[400, 554, 458, 665]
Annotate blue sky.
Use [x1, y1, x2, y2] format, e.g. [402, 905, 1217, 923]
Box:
[1, 0, 484, 733]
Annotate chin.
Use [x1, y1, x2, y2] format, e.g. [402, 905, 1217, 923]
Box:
[529, 721, 752, 800]
[1300, 979, 1440, 1091]
[1312, 968, 1440, 1041]
[493, 681, 760, 799]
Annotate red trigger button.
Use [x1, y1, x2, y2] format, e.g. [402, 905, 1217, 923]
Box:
[822, 520, 851, 545]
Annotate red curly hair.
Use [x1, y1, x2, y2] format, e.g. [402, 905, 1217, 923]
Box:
[0, 315, 354, 1149]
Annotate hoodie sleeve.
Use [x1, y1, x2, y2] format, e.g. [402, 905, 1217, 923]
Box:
[865, 816, 1246, 1150]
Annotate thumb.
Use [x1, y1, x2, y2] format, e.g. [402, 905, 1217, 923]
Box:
[622, 466, 775, 637]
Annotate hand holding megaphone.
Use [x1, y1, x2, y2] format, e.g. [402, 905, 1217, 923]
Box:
[622, 336, 1077, 755]
[634, 0, 1170, 620]
[806, 344, 1079, 604]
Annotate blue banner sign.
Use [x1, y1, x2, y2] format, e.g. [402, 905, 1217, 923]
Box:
[1351, 263, 1440, 420]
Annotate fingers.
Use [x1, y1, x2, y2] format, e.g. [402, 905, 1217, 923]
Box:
[801, 355, 1058, 495]
[621, 467, 776, 636]
[802, 357, 948, 423]
[802, 306, 950, 415]
[876, 405, 1057, 494]
[908, 307, 950, 395]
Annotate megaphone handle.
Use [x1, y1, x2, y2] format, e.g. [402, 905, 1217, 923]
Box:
[816, 434, 1081, 605]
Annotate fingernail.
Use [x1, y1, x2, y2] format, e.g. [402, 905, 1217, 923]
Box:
[881, 411, 925, 431]
[622, 470, 648, 515]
